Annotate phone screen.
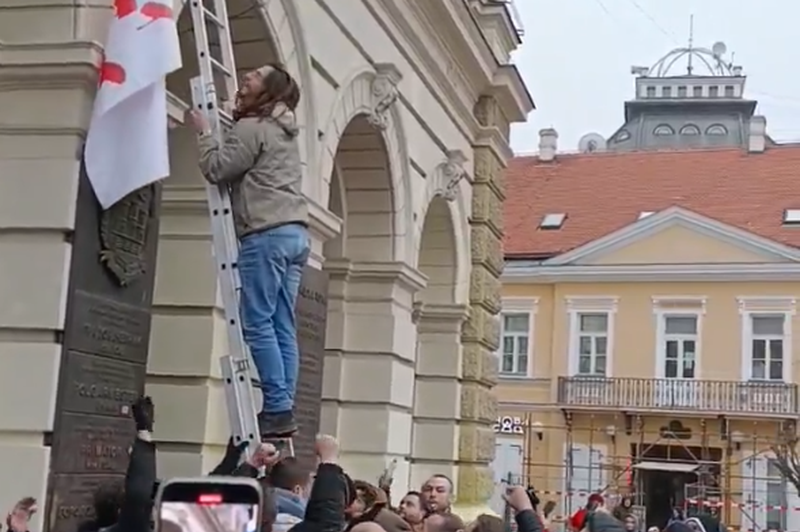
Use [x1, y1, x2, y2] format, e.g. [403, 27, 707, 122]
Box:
[157, 479, 262, 532]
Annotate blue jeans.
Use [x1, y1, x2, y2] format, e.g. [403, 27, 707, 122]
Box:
[238, 223, 310, 413]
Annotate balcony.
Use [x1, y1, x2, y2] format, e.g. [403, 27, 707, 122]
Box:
[557, 377, 799, 417]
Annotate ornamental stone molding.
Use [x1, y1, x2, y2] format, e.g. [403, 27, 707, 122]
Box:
[435, 149, 469, 202]
[367, 63, 403, 130]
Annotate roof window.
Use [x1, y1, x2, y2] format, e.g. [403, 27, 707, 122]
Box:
[639, 211, 655, 220]
[540, 213, 566, 230]
[653, 124, 675, 136]
[783, 209, 800, 225]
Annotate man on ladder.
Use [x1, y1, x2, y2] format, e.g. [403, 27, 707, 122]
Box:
[184, 0, 310, 456]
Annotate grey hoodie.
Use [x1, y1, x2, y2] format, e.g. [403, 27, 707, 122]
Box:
[198, 103, 308, 237]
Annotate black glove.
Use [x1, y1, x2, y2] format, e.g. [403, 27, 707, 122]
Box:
[132, 396, 155, 432]
[210, 437, 250, 475]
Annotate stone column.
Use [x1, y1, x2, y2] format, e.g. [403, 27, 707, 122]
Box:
[410, 302, 469, 488]
[455, 95, 508, 518]
[320, 259, 425, 493]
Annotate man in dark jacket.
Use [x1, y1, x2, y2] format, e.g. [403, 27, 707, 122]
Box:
[289, 435, 348, 532]
[78, 396, 156, 532]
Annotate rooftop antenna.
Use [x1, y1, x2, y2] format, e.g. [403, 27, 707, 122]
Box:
[686, 14, 694, 75]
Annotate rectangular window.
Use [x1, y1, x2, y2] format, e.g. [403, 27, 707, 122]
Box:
[577, 313, 608, 376]
[725, 85, 735, 98]
[663, 315, 698, 379]
[661, 86, 672, 98]
[693, 86, 703, 98]
[750, 315, 785, 381]
[646, 86, 656, 98]
[500, 312, 530, 376]
[709, 86, 719, 98]
[677, 86, 687, 98]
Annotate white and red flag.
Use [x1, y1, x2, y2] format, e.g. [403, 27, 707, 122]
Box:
[85, 0, 182, 209]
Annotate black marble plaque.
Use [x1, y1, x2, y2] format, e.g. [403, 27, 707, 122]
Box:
[60, 351, 145, 418]
[45, 166, 160, 531]
[66, 291, 151, 365]
[51, 413, 133, 474]
[48, 474, 123, 532]
[293, 266, 329, 470]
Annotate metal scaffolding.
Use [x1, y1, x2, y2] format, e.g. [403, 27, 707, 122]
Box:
[513, 412, 798, 529]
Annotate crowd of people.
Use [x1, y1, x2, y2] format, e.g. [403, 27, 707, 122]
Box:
[2, 399, 736, 532]
[2, 397, 545, 532]
[565, 494, 726, 532]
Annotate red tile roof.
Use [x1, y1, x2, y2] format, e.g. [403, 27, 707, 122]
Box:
[504, 146, 800, 259]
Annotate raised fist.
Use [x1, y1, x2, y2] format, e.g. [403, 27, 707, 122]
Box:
[315, 434, 338, 464]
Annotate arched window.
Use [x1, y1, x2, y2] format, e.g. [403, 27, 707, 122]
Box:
[615, 129, 631, 142]
[679, 124, 701, 136]
[706, 124, 728, 136]
[653, 124, 675, 136]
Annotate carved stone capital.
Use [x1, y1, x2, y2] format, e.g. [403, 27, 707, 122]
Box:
[436, 149, 468, 202]
[367, 63, 402, 130]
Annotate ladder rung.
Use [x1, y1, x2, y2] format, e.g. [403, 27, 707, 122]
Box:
[210, 56, 233, 78]
[202, 6, 226, 28]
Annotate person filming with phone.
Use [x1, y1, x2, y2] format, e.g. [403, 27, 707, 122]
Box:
[501, 486, 546, 532]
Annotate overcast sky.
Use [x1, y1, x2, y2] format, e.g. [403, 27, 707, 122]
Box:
[509, 0, 800, 154]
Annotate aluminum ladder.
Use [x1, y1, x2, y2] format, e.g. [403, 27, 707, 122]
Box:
[186, 0, 293, 459]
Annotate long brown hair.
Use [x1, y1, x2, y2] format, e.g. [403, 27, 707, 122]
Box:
[234, 63, 300, 121]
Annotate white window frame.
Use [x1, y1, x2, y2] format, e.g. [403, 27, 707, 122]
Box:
[738, 297, 795, 382]
[566, 296, 618, 377]
[498, 298, 538, 378]
[653, 296, 706, 379]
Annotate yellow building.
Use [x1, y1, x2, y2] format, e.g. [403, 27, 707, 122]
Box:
[493, 52, 800, 531]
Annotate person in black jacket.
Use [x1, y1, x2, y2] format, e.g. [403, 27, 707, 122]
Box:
[77, 396, 157, 532]
[288, 435, 348, 532]
[502, 486, 545, 532]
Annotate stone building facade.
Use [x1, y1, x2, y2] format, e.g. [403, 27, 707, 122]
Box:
[0, 0, 532, 527]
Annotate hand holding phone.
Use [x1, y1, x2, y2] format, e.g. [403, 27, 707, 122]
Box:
[155, 477, 263, 532]
[503, 486, 534, 513]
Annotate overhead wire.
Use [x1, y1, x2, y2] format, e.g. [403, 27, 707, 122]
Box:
[625, 0, 680, 44]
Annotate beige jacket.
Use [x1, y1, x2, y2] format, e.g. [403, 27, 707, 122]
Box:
[197, 106, 308, 237]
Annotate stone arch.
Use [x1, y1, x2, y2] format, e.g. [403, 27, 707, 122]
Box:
[416, 150, 471, 305]
[416, 196, 459, 304]
[409, 174, 469, 491]
[318, 65, 412, 263]
[169, 0, 317, 182]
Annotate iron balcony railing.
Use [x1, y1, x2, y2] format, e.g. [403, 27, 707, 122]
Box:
[557, 376, 799, 416]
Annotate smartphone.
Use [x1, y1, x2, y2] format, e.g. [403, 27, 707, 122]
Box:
[543, 501, 556, 517]
[155, 477, 263, 532]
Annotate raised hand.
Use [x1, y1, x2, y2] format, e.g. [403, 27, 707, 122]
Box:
[315, 434, 338, 464]
[502, 486, 533, 513]
[247, 442, 280, 469]
[377, 458, 397, 490]
[132, 396, 155, 432]
[6, 497, 36, 532]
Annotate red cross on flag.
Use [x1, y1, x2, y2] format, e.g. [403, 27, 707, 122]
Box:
[85, 0, 182, 209]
